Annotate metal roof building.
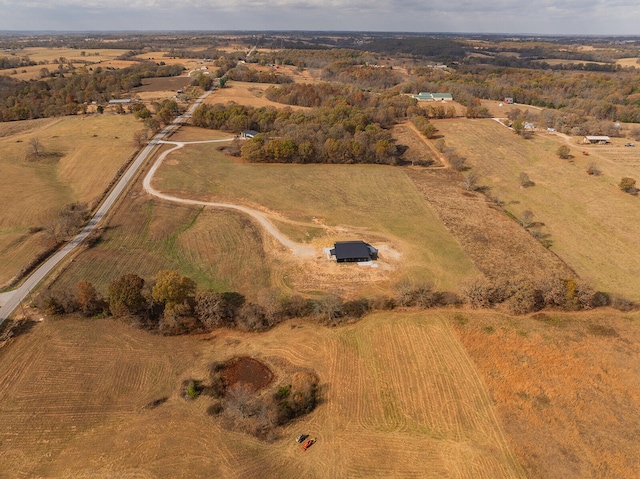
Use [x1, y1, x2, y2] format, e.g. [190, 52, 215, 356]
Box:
[330, 241, 378, 263]
[412, 92, 453, 101]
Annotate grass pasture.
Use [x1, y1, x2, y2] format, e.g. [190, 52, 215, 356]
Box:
[0, 47, 131, 80]
[434, 119, 640, 300]
[0, 311, 525, 478]
[0, 114, 140, 286]
[152, 141, 477, 292]
[206, 81, 310, 110]
[453, 309, 640, 478]
[49, 194, 274, 298]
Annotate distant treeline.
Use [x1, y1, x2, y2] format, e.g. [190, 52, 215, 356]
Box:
[0, 62, 184, 121]
[355, 37, 467, 61]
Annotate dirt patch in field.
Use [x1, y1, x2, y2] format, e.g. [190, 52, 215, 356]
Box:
[220, 356, 274, 392]
[405, 167, 574, 282]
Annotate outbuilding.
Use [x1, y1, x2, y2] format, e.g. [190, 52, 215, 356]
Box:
[411, 92, 453, 102]
[330, 241, 378, 263]
[583, 136, 611, 144]
[241, 130, 259, 139]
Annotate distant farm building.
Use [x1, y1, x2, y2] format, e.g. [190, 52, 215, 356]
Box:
[504, 97, 514, 104]
[108, 99, 132, 105]
[241, 130, 259, 139]
[330, 241, 378, 263]
[412, 92, 453, 102]
[583, 136, 611, 144]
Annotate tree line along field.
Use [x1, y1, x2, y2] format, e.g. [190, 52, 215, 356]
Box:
[0, 114, 140, 288]
[0, 311, 526, 479]
[433, 118, 640, 301]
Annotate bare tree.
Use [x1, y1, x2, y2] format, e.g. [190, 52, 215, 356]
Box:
[586, 162, 601, 176]
[520, 210, 534, 228]
[226, 382, 254, 419]
[29, 137, 41, 157]
[462, 170, 479, 191]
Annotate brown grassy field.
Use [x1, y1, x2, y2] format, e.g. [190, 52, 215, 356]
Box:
[51, 133, 476, 299]
[433, 119, 640, 300]
[0, 311, 525, 478]
[0, 47, 131, 80]
[0, 114, 141, 286]
[451, 309, 640, 478]
[151, 140, 477, 293]
[205, 81, 310, 110]
[616, 57, 640, 67]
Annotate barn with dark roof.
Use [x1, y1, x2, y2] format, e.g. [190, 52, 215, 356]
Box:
[330, 241, 378, 263]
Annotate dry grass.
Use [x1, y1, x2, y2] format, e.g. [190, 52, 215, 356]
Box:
[433, 119, 640, 300]
[616, 57, 640, 67]
[206, 81, 310, 110]
[152, 141, 477, 292]
[451, 309, 640, 479]
[0, 311, 525, 478]
[0, 47, 131, 80]
[0, 114, 140, 286]
[390, 122, 438, 166]
[49, 185, 275, 299]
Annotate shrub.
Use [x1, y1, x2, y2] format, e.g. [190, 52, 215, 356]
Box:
[586, 162, 601, 175]
[619, 177, 637, 194]
[185, 380, 201, 399]
[556, 145, 570, 159]
[206, 402, 224, 416]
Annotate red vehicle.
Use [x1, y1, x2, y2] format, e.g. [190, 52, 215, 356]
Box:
[300, 437, 316, 451]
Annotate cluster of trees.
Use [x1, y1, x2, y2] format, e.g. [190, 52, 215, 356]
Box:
[201, 365, 319, 441]
[461, 275, 627, 315]
[0, 62, 184, 121]
[0, 55, 37, 69]
[320, 61, 402, 89]
[225, 64, 293, 84]
[131, 98, 182, 133]
[193, 101, 407, 165]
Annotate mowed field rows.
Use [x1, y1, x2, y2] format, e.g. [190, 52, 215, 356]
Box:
[0, 312, 525, 478]
[0, 115, 140, 286]
[434, 119, 640, 300]
[151, 140, 477, 292]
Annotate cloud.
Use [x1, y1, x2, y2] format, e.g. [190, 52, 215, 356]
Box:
[0, 0, 638, 33]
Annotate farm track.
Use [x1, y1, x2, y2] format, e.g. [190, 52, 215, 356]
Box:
[143, 139, 319, 258]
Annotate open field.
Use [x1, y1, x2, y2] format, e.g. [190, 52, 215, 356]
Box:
[130, 75, 193, 102]
[0, 311, 525, 478]
[479, 100, 543, 118]
[433, 119, 640, 300]
[0, 114, 141, 287]
[452, 309, 640, 478]
[150, 140, 477, 293]
[205, 81, 310, 110]
[0, 47, 131, 80]
[616, 57, 640, 67]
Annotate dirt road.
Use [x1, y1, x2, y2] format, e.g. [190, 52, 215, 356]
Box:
[143, 140, 317, 257]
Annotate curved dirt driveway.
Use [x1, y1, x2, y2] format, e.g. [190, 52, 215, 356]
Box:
[143, 139, 317, 257]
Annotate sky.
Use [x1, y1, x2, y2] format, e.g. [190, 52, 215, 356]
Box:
[0, 0, 639, 35]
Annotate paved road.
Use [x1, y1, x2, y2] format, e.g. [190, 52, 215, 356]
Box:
[143, 140, 317, 257]
[0, 89, 215, 326]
